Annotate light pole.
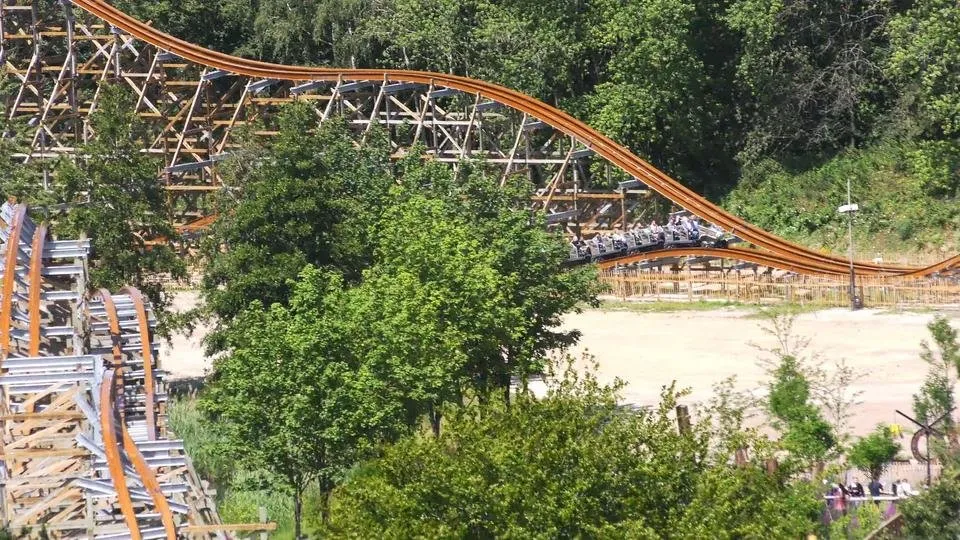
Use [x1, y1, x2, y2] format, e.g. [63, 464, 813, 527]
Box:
[838, 178, 860, 310]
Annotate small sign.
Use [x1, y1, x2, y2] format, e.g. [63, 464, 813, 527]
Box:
[837, 203, 859, 214]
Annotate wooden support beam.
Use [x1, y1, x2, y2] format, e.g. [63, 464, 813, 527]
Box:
[183, 523, 278, 533]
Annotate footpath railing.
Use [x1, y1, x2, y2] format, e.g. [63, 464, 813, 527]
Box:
[600, 269, 960, 307]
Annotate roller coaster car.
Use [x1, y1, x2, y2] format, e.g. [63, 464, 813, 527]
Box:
[663, 226, 699, 248]
[709, 238, 729, 249]
[564, 221, 733, 265]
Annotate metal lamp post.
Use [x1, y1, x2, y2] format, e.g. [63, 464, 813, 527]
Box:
[838, 178, 860, 310]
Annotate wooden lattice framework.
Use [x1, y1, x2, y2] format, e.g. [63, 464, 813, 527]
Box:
[0, 0, 644, 235]
[0, 200, 239, 538]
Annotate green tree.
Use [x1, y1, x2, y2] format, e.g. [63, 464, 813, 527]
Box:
[848, 425, 900, 482]
[55, 83, 185, 317]
[726, 0, 896, 161]
[675, 461, 822, 539]
[112, 0, 252, 55]
[900, 467, 960, 538]
[324, 361, 820, 537]
[367, 161, 601, 409]
[587, 0, 738, 194]
[913, 315, 960, 427]
[0, 72, 50, 207]
[362, 0, 477, 74]
[471, 0, 593, 102]
[888, 0, 960, 137]
[347, 201, 501, 432]
[200, 106, 393, 349]
[768, 355, 837, 464]
[201, 266, 407, 537]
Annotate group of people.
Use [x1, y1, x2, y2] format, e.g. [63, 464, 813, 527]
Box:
[872, 478, 920, 498]
[827, 477, 921, 512]
[568, 214, 703, 258]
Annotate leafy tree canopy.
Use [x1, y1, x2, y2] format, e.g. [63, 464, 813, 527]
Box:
[768, 355, 837, 464]
[55, 84, 185, 317]
[913, 315, 960, 427]
[848, 425, 901, 482]
[324, 363, 821, 538]
[200, 265, 410, 536]
[200, 105, 393, 348]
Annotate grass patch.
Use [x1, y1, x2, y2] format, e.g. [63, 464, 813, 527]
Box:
[598, 299, 748, 312]
[167, 397, 296, 538]
[742, 303, 828, 319]
[597, 299, 829, 317]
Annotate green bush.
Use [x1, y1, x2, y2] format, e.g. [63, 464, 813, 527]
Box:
[828, 501, 883, 540]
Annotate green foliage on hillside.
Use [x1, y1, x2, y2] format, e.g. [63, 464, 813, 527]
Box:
[724, 142, 960, 253]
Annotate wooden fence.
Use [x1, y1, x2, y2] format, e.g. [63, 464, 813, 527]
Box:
[600, 269, 960, 307]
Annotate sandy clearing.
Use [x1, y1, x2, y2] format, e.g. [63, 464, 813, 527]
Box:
[159, 291, 212, 379]
[160, 289, 959, 437]
[561, 306, 960, 436]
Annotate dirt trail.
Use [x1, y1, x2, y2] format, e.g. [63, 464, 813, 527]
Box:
[561, 307, 959, 436]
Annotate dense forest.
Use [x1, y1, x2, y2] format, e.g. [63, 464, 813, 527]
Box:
[115, 0, 960, 253]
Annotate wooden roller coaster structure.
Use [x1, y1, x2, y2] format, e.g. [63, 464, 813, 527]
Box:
[0, 1, 955, 536]
[0, 0, 954, 278]
[0, 200, 273, 537]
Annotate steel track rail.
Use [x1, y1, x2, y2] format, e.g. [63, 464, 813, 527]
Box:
[124, 287, 158, 441]
[28, 224, 47, 356]
[69, 0, 958, 278]
[0, 205, 27, 356]
[98, 288, 177, 539]
[98, 368, 143, 540]
[596, 247, 846, 275]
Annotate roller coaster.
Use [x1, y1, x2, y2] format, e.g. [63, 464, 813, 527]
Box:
[0, 0, 957, 535]
[0, 200, 246, 537]
[0, 0, 954, 280]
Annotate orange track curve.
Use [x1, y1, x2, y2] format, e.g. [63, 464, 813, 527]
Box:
[72, 0, 958, 278]
[0, 205, 26, 357]
[28, 224, 47, 356]
[598, 248, 960, 278]
[122, 424, 177, 538]
[99, 368, 142, 539]
[99, 289, 176, 539]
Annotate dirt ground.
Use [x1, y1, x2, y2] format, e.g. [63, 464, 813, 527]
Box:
[560, 305, 960, 436]
[160, 290, 959, 437]
[158, 290, 211, 379]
